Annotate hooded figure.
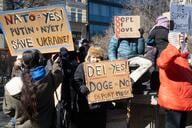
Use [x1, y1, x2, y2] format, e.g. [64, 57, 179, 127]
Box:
[73, 46, 106, 128]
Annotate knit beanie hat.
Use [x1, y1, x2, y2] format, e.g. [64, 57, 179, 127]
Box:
[156, 16, 169, 29]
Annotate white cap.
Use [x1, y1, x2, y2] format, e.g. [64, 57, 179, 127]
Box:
[5, 77, 23, 95]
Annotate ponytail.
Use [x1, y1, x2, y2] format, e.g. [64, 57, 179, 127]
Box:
[21, 67, 38, 121]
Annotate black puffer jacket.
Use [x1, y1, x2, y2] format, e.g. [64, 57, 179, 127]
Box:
[148, 26, 169, 56]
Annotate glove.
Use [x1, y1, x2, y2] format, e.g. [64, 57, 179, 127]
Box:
[59, 47, 69, 61]
[79, 85, 90, 95]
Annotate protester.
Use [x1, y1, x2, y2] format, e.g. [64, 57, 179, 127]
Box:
[157, 31, 192, 128]
[59, 48, 79, 128]
[4, 55, 24, 128]
[145, 15, 169, 91]
[3, 77, 32, 128]
[3, 49, 63, 128]
[73, 46, 106, 128]
[108, 28, 145, 60]
[108, 28, 152, 82]
[78, 39, 90, 63]
[107, 28, 152, 127]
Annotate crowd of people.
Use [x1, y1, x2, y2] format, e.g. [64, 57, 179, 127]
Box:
[2, 15, 192, 128]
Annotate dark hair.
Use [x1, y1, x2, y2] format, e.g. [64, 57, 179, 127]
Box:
[82, 39, 89, 45]
[21, 49, 42, 121]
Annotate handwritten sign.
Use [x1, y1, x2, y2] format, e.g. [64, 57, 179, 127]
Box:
[84, 60, 133, 104]
[170, 0, 192, 4]
[114, 16, 140, 38]
[0, 5, 74, 56]
[170, 3, 192, 34]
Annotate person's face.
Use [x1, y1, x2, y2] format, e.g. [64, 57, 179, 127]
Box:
[90, 55, 101, 63]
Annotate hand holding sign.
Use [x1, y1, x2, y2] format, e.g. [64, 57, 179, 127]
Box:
[168, 31, 184, 50]
[79, 85, 90, 96]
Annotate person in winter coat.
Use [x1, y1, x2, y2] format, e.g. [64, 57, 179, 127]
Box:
[78, 39, 90, 63]
[3, 49, 63, 128]
[157, 31, 192, 128]
[107, 28, 152, 127]
[3, 77, 32, 128]
[4, 55, 24, 128]
[73, 46, 106, 128]
[147, 15, 169, 56]
[108, 28, 145, 60]
[145, 15, 169, 91]
[108, 28, 152, 83]
[145, 15, 169, 67]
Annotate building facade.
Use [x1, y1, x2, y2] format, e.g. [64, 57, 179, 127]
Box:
[65, 0, 88, 40]
[49, 0, 88, 40]
[88, 0, 128, 37]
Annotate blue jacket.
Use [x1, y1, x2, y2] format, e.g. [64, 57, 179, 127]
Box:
[108, 35, 145, 60]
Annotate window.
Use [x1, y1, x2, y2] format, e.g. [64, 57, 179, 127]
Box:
[113, 7, 121, 15]
[77, 9, 82, 22]
[71, 8, 76, 22]
[90, 24, 109, 36]
[91, 3, 99, 15]
[100, 5, 109, 17]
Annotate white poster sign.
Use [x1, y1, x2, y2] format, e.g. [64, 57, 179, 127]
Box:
[171, 3, 192, 34]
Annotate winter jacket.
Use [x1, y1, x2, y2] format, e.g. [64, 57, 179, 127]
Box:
[157, 44, 192, 111]
[32, 60, 62, 128]
[73, 63, 110, 112]
[148, 26, 169, 56]
[3, 60, 63, 128]
[108, 35, 145, 60]
[73, 63, 107, 128]
[73, 63, 90, 112]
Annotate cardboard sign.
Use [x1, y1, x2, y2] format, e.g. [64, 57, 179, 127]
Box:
[84, 60, 133, 104]
[170, 3, 192, 34]
[170, 0, 192, 4]
[114, 16, 140, 38]
[0, 5, 74, 56]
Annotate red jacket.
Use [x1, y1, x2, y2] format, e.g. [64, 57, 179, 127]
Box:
[157, 44, 192, 111]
